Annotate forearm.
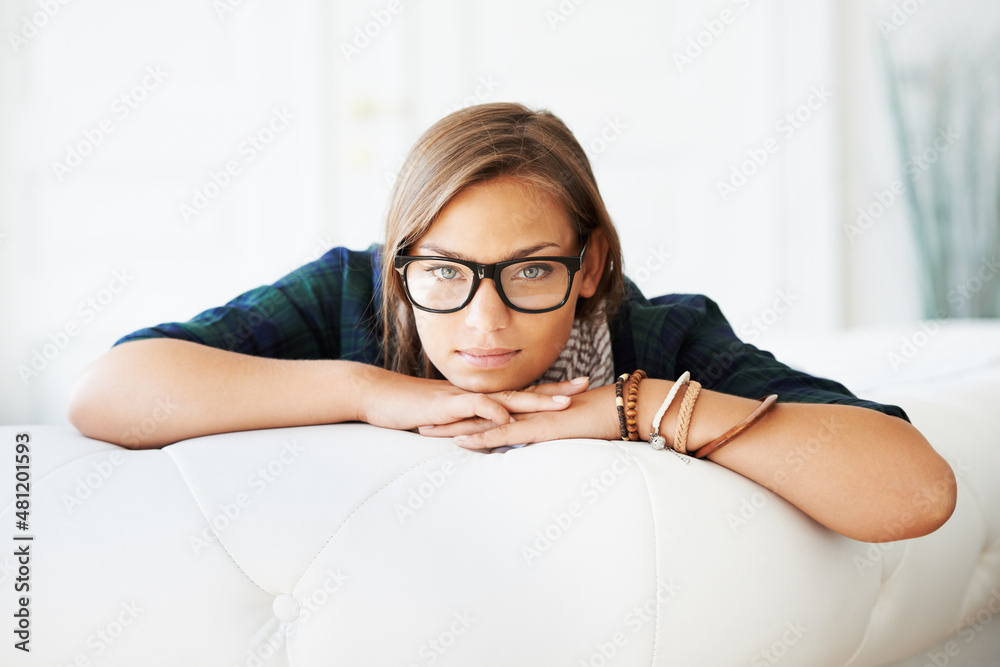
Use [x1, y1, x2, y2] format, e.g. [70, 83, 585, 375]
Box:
[635, 380, 957, 542]
[67, 338, 366, 449]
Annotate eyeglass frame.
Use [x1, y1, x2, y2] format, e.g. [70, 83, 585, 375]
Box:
[393, 235, 590, 314]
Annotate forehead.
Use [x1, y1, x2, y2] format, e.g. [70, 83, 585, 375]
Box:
[418, 178, 576, 254]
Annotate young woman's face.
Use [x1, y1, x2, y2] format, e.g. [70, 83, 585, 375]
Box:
[409, 177, 604, 393]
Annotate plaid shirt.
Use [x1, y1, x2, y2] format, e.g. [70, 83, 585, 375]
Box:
[114, 245, 910, 423]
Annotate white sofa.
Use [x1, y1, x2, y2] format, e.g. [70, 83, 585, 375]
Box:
[3, 319, 999, 666]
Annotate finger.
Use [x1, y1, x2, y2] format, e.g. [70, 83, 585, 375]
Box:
[455, 417, 550, 451]
[460, 392, 513, 428]
[418, 417, 499, 438]
[525, 376, 591, 396]
[486, 389, 574, 414]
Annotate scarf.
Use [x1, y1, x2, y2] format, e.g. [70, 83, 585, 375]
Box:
[532, 308, 615, 389]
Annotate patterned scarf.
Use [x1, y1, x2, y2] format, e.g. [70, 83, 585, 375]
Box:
[532, 308, 615, 389]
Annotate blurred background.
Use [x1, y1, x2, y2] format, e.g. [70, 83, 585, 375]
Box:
[1, 0, 998, 424]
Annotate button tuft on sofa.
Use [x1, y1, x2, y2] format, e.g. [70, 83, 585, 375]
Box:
[272, 594, 301, 622]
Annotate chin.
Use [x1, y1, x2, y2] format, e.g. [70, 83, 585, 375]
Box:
[446, 369, 533, 394]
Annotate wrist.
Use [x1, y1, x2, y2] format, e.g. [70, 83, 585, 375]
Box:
[342, 360, 379, 424]
[636, 379, 682, 446]
[636, 378, 710, 453]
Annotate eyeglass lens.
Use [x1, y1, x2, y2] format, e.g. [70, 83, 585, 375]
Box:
[404, 259, 570, 311]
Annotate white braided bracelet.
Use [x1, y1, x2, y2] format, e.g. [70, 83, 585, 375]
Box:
[648, 371, 691, 450]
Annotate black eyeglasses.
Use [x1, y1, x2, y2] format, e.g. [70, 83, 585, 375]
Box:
[393, 236, 589, 314]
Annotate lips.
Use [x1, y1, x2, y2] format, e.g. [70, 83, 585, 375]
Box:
[456, 347, 520, 369]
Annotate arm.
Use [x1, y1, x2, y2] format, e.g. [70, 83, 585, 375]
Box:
[438, 292, 955, 542]
[442, 381, 956, 543]
[67, 246, 583, 449]
[67, 338, 584, 449]
[635, 380, 956, 543]
[66, 338, 367, 449]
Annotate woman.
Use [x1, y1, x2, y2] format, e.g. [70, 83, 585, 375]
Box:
[67, 102, 956, 543]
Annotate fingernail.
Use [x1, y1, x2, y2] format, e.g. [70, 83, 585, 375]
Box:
[454, 435, 468, 442]
[509, 417, 517, 423]
[552, 395, 570, 404]
[419, 425, 435, 430]
[571, 376, 589, 385]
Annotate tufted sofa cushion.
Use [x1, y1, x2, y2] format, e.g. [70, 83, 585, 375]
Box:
[2, 319, 998, 666]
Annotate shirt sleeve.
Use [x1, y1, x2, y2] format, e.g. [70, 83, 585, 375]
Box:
[112, 246, 382, 363]
[667, 294, 911, 423]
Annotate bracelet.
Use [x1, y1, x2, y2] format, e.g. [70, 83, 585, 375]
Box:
[673, 380, 702, 454]
[648, 371, 691, 450]
[614, 372, 631, 441]
[692, 394, 779, 459]
[624, 369, 647, 441]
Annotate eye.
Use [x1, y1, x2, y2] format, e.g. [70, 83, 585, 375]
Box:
[426, 264, 464, 281]
[514, 264, 552, 280]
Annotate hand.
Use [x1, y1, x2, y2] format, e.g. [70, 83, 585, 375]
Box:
[356, 365, 591, 433]
[424, 383, 622, 451]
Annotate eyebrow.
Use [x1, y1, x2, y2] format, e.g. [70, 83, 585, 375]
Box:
[416, 242, 562, 262]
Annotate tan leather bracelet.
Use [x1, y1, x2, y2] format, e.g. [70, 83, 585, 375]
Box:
[691, 394, 779, 459]
[672, 380, 702, 454]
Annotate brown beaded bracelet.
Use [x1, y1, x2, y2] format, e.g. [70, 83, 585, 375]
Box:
[692, 394, 779, 459]
[614, 372, 631, 440]
[624, 369, 647, 441]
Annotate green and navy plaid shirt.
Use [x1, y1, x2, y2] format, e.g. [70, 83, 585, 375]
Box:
[113, 245, 910, 422]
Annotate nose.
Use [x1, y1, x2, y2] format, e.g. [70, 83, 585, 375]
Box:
[464, 278, 511, 332]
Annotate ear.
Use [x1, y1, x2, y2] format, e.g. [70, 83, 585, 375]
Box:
[577, 229, 608, 299]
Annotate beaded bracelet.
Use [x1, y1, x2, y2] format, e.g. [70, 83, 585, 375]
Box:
[648, 371, 691, 450]
[692, 394, 779, 459]
[672, 380, 702, 454]
[624, 369, 647, 441]
[614, 372, 631, 441]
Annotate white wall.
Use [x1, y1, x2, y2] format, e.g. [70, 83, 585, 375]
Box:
[1, 0, 994, 425]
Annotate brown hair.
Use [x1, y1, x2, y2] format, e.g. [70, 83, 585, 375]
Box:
[379, 102, 625, 379]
